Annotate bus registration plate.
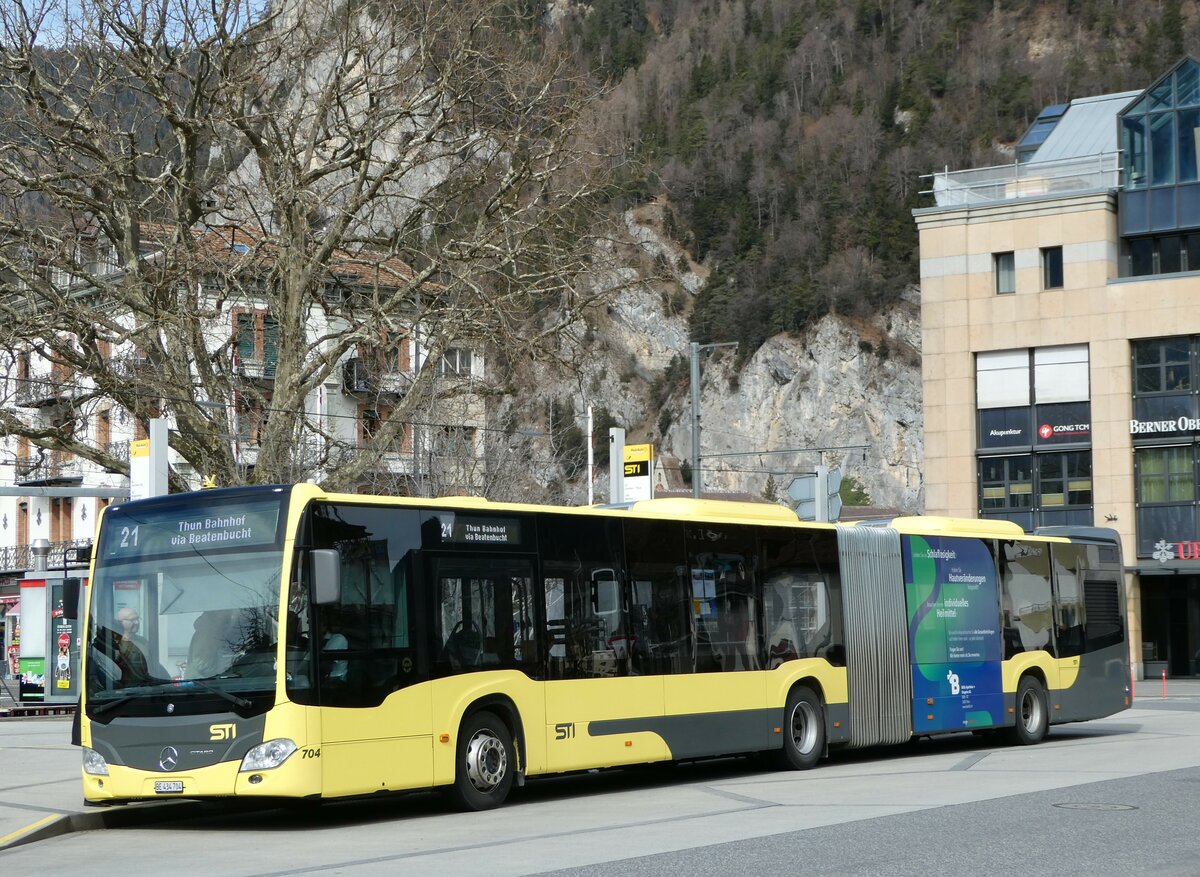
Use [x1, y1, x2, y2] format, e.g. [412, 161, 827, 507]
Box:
[154, 781, 184, 794]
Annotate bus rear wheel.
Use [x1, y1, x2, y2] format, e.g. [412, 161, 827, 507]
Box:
[451, 710, 515, 811]
[777, 686, 825, 770]
[1009, 676, 1049, 745]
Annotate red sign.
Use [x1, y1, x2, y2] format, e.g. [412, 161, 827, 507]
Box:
[1038, 424, 1053, 439]
[58, 632, 70, 648]
[1177, 541, 1200, 560]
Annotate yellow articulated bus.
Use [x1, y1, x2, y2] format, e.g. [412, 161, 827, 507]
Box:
[79, 484, 1130, 810]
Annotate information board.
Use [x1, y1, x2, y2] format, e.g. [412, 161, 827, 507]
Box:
[903, 535, 1004, 733]
[99, 499, 283, 560]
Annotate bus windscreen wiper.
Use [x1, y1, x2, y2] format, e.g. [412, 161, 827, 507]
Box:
[90, 695, 135, 716]
[180, 679, 253, 710]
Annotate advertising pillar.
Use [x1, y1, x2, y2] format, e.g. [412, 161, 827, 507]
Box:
[17, 578, 46, 702]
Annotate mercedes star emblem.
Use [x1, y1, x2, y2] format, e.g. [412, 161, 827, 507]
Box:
[158, 746, 179, 771]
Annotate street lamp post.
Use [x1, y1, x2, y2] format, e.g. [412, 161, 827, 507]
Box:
[690, 340, 737, 499]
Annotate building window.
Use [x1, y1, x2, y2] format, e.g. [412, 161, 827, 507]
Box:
[977, 345, 1092, 531]
[359, 406, 412, 454]
[981, 455, 1034, 511]
[1036, 451, 1093, 526]
[438, 348, 473, 377]
[236, 394, 270, 446]
[1132, 336, 1193, 425]
[432, 426, 477, 459]
[1123, 232, 1200, 277]
[1121, 59, 1200, 191]
[1135, 445, 1196, 557]
[1041, 246, 1063, 289]
[233, 310, 279, 378]
[994, 252, 1015, 294]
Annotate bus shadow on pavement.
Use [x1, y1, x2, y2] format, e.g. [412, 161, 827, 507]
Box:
[104, 724, 1149, 835]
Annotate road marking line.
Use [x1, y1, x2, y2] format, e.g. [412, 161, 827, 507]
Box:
[0, 813, 61, 847]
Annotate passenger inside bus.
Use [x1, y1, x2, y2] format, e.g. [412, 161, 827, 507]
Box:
[186, 610, 237, 679]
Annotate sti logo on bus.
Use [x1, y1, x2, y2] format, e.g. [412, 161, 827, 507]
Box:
[210, 723, 237, 741]
[554, 722, 576, 740]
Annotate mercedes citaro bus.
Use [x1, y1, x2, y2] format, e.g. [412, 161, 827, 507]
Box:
[79, 484, 1130, 809]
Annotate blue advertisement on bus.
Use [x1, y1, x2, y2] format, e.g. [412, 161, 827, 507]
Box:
[903, 535, 1003, 733]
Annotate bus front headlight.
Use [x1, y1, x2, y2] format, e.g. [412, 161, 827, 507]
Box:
[82, 747, 110, 776]
[239, 738, 298, 772]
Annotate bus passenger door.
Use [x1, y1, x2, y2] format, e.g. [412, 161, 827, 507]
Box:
[305, 504, 434, 798]
[664, 526, 769, 760]
[543, 565, 667, 772]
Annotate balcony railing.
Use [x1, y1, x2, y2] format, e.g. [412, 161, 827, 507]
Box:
[342, 356, 412, 397]
[924, 152, 1121, 208]
[104, 440, 131, 460]
[13, 456, 81, 485]
[0, 539, 93, 575]
[107, 354, 154, 378]
[14, 376, 79, 408]
[236, 358, 277, 381]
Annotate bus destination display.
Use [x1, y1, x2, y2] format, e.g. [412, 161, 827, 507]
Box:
[100, 500, 282, 559]
[435, 515, 521, 546]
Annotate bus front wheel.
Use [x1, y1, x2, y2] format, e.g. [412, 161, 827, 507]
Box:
[451, 710, 515, 811]
[1009, 676, 1049, 745]
[778, 686, 825, 770]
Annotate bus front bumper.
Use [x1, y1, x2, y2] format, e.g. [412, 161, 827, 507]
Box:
[82, 749, 320, 804]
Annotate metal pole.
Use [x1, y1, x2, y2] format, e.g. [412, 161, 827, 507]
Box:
[689, 341, 737, 500]
[609, 427, 625, 504]
[690, 342, 701, 499]
[586, 405, 594, 506]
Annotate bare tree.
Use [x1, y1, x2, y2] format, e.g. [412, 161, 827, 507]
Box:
[0, 0, 619, 492]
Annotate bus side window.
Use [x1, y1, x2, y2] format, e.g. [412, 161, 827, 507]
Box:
[538, 515, 627, 680]
[999, 540, 1053, 658]
[1050, 544, 1087, 658]
[434, 559, 535, 674]
[760, 528, 842, 668]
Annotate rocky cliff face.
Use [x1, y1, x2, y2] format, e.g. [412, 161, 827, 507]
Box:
[503, 206, 924, 514]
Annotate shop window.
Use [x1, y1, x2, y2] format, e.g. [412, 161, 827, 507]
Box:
[980, 451, 1093, 531]
[980, 455, 1034, 510]
[994, 252, 1015, 294]
[1139, 446, 1195, 503]
[1041, 246, 1063, 289]
[1037, 452, 1092, 515]
[1135, 445, 1197, 557]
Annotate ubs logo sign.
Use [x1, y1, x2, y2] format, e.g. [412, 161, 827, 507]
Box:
[1154, 539, 1200, 564]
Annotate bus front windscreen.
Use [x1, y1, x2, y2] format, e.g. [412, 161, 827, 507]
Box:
[86, 494, 288, 718]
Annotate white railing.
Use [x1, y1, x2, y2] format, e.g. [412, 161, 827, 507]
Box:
[924, 152, 1121, 207]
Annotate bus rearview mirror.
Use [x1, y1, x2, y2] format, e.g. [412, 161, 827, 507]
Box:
[310, 549, 341, 605]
